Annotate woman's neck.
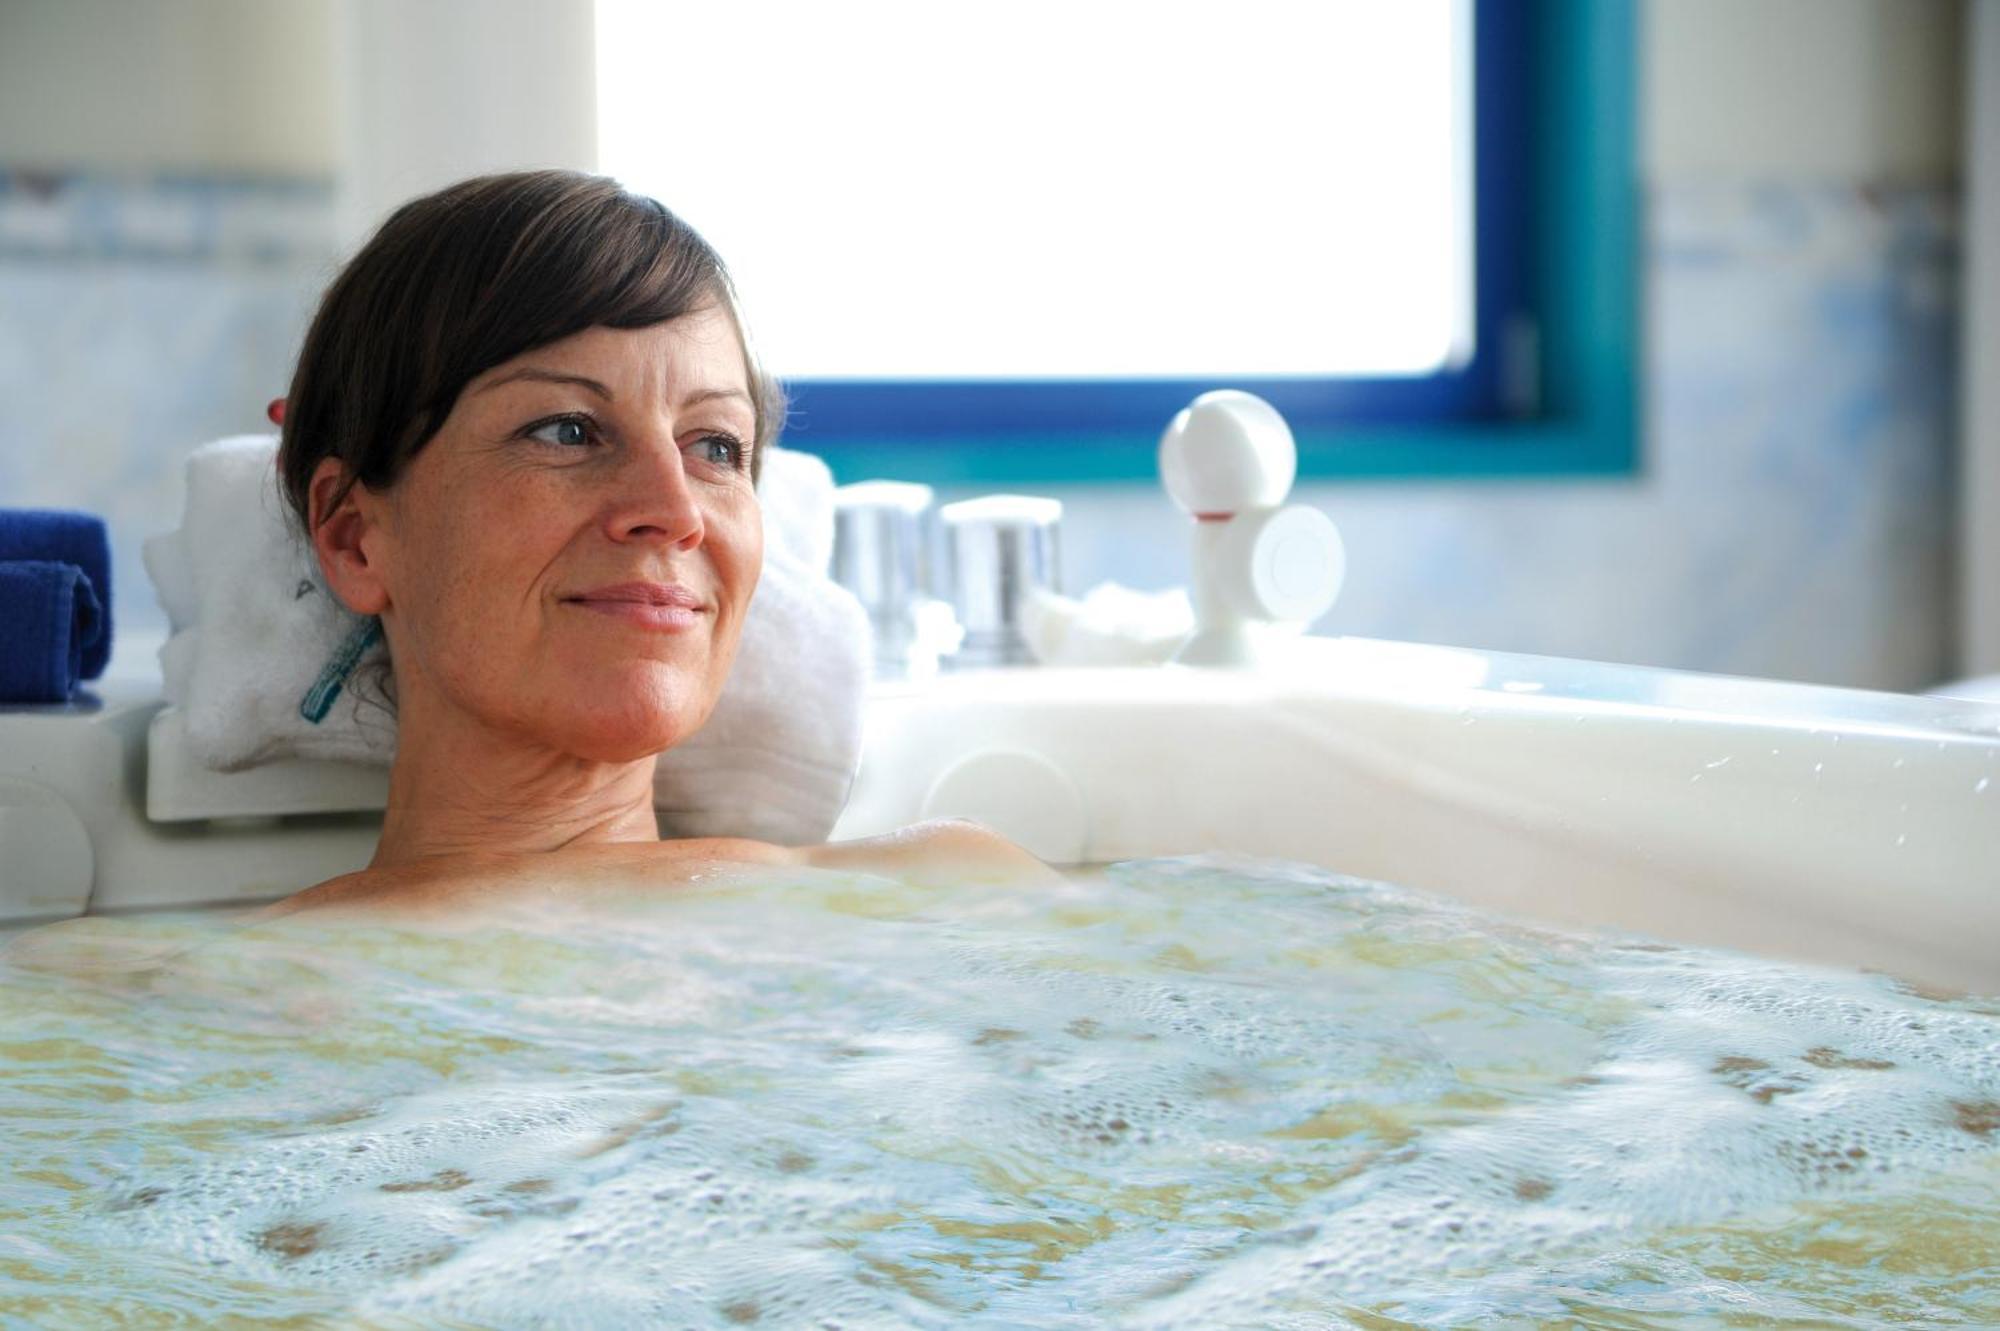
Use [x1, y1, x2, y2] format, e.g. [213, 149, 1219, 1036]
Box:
[370, 689, 662, 868]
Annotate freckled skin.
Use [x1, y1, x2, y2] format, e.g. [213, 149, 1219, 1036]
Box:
[274, 310, 1053, 913]
[261, 817, 1065, 922]
[349, 309, 761, 765]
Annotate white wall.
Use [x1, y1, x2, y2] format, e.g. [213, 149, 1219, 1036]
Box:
[334, 0, 597, 248]
[0, 0, 339, 174]
[0, 0, 597, 248]
[1646, 0, 1962, 184]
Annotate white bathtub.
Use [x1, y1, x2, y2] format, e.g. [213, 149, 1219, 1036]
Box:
[3, 635, 1996, 993]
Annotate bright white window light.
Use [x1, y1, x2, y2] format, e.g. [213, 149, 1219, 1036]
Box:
[597, 1, 1471, 380]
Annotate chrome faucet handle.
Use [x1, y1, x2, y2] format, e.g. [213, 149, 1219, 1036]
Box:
[939, 494, 1063, 669]
[1157, 390, 1344, 666]
[832, 480, 935, 678]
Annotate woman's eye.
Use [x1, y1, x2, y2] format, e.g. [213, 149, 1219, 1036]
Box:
[696, 432, 748, 470]
[526, 416, 593, 448]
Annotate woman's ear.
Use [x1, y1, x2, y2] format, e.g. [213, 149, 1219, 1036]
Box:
[307, 457, 391, 615]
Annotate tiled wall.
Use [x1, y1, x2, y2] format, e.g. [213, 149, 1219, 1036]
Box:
[0, 171, 336, 648]
[0, 172, 1957, 691]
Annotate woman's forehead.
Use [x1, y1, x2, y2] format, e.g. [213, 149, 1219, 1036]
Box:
[482, 313, 750, 398]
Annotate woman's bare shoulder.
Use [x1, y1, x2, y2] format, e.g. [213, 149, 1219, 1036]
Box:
[262, 838, 803, 920]
[262, 822, 1053, 921]
[802, 818, 1062, 887]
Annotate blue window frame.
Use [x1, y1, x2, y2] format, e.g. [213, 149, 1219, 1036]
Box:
[777, 0, 1636, 486]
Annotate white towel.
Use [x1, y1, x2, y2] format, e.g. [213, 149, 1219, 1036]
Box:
[141, 436, 393, 767]
[142, 435, 871, 846]
[1021, 582, 1194, 667]
[653, 546, 871, 841]
[758, 447, 837, 575]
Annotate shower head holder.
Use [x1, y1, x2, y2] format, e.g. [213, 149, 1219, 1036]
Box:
[1158, 390, 1345, 667]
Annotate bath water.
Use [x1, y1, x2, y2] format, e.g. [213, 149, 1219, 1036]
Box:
[1, 854, 1995, 1328]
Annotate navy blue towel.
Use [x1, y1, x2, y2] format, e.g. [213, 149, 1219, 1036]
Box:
[0, 560, 105, 703]
[0, 509, 113, 679]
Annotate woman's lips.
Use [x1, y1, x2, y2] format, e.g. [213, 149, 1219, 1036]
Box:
[562, 582, 705, 632]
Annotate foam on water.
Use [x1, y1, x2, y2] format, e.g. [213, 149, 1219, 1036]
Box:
[1, 853, 1996, 1328]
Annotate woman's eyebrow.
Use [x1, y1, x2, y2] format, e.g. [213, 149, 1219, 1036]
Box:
[681, 386, 753, 409]
[477, 367, 613, 398]
[474, 373, 747, 411]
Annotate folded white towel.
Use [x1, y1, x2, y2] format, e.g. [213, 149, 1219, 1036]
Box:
[653, 546, 870, 840]
[142, 436, 871, 845]
[1021, 582, 1194, 666]
[148, 436, 393, 767]
[758, 447, 836, 575]
[142, 527, 197, 632]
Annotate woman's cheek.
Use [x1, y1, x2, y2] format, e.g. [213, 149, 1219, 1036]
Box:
[455, 481, 557, 586]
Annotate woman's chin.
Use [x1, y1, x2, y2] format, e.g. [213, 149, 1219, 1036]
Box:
[542, 711, 707, 763]
[530, 665, 718, 762]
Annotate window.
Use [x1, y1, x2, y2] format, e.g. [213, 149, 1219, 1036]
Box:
[597, 0, 1635, 484]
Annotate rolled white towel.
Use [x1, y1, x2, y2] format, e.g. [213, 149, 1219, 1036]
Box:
[141, 528, 197, 633]
[158, 627, 198, 706]
[756, 446, 837, 574]
[1022, 582, 1194, 667]
[167, 436, 394, 769]
[655, 547, 871, 841]
[145, 435, 870, 846]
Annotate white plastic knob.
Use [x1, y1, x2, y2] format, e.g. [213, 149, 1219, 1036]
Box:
[1158, 390, 1297, 517]
[0, 777, 94, 919]
[1219, 504, 1345, 623]
[920, 748, 1088, 864]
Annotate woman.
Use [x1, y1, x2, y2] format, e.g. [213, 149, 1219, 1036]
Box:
[268, 170, 1054, 915]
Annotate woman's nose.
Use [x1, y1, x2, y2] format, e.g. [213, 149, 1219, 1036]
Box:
[604, 435, 704, 548]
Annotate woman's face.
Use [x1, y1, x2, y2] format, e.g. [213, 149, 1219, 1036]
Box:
[330, 308, 763, 762]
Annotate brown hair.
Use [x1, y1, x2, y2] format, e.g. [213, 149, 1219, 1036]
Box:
[278, 170, 782, 528]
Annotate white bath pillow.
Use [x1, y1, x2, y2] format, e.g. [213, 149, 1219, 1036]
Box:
[141, 435, 870, 846]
